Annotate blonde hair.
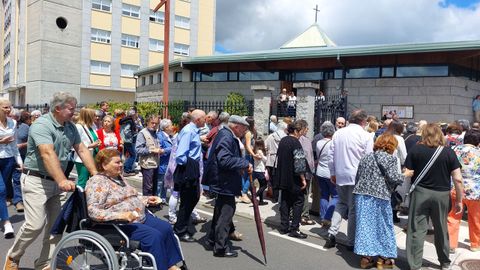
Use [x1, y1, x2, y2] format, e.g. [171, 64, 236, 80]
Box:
[77, 107, 96, 128]
[367, 121, 379, 133]
[421, 123, 446, 147]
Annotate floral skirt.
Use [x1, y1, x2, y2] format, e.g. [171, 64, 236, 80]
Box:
[354, 194, 397, 258]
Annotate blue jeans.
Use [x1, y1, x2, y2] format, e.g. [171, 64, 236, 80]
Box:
[120, 213, 182, 269]
[11, 168, 23, 205]
[123, 143, 136, 173]
[0, 157, 16, 220]
[157, 174, 167, 200]
[317, 175, 338, 221]
[242, 155, 253, 194]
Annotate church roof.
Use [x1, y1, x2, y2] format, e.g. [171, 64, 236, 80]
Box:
[280, 24, 336, 49]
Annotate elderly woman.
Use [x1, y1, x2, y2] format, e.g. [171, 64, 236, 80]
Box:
[274, 121, 308, 238]
[97, 115, 122, 152]
[0, 99, 23, 238]
[448, 129, 480, 253]
[135, 115, 162, 196]
[353, 134, 410, 269]
[315, 121, 337, 228]
[157, 118, 175, 203]
[405, 123, 464, 270]
[86, 149, 183, 270]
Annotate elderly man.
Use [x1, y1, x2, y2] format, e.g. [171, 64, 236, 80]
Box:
[5, 92, 97, 270]
[335, 117, 346, 130]
[173, 109, 206, 242]
[269, 115, 278, 133]
[324, 109, 374, 250]
[205, 115, 252, 257]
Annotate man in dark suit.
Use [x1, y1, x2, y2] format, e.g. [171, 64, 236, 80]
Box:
[204, 115, 252, 258]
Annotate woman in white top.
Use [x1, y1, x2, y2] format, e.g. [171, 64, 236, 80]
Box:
[0, 98, 22, 238]
[75, 108, 101, 188]
[315, 121, 337, 227]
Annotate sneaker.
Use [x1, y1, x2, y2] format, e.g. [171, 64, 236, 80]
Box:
[471, 247, 480, 252]
[169, 218, 177, 225]
[3, 256, 19, 270]
[4, 223, 14, 239]
[123, 172, 136, 177]
[449, 248, 456, 254]
[239, 194, 251, 204]
[15, 202, 24, 213]
[440, 262, 450, 270]
[323, 234, 336, 249]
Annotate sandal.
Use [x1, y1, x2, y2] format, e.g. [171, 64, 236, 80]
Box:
[360, 256, 375, 269]
[377, 257, 394, 269]
[300, 217, 316, 226]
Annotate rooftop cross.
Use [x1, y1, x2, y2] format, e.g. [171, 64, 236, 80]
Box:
[313, 4, 320, 23]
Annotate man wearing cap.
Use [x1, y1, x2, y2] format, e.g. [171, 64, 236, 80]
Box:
[204, 115, 252, 257]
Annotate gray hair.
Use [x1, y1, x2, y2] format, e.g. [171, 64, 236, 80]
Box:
[50, 92, 77, 112]
[207, 111, 218, 119]
[348, 109, 368, 125]
[219, 111, 230, 123]
[277, 121, 288, 131]
[270, 115, 277, 122]
[405, 122, 418, 134]
[456, 119, 470, 131]
[159, 118, 172, 131]
[320, 121, 335, 137]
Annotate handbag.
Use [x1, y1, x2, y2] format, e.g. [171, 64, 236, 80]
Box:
[373, 152, 404, 207]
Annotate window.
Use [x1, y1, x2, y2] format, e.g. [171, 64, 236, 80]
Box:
[90, 60, 110, 75]
[174, 15, 190, 29]
[149, 75, 154, 85]
[345, 67, 380, 79]
[174, 72, 183, 82]
[157, 73, 162, 83]
[92, 0, 111, 12]
[121, 34, 139, 48]
[149, 10, 165, 23]
[294, 71, 323, 81]
[334, 69, 343, 79]
[173, 43, 189, 56]
[381, 67, 394, 77]
[91, 28, 111, 44]
[200, 72, 227, 82]
[238, 71, 279, 81]
[141, 77, 146, 86]
[149, 39, 164, 52]
[122, 4, 140, 18]
[396, 66, 449, 77]
[121, 64, 138, 77]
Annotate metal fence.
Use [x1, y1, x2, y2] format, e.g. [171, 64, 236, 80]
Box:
[313, 94, 347, 134]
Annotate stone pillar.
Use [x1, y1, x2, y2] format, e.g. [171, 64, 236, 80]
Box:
[294, 82, 319, 139]
[252, 85, 275, 138]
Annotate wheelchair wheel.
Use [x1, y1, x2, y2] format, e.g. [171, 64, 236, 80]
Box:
[51, 230, 119, 270]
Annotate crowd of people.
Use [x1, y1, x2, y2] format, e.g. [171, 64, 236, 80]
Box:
[1, 92, 479, 270]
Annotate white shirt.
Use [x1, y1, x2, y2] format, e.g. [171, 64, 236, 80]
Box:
[316, 138, 332, 179]
[253, 150, 267, 172]
[328, 123, 374, 186]
[0, 118, 22, 165]
[393, 134, 407, 172]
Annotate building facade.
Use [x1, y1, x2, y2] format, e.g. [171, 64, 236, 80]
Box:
[0, 0, 215, 105]
[135, 25, 480, 122]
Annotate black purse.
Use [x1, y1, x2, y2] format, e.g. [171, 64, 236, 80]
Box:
[373, 153, 403, 206]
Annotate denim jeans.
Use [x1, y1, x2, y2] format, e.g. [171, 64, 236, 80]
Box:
[0, 157, 16, 220]
[317, 176, 338, 221]
[11, 168, 23, 205]
[157, 174, 167, 200]
[123, 143, 136, 173]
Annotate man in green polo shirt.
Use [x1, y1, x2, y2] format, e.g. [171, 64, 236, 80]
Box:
[5, 92, 98, 270]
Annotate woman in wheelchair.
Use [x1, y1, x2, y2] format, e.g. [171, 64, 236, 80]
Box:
[85, 148, 183, 270]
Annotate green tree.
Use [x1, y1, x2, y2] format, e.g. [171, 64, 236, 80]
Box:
[224, 92, 248, 116]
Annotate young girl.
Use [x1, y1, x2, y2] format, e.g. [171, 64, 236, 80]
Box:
[253, 139, 268, 205]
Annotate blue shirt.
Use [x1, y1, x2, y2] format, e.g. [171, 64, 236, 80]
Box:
[175, 122, 202, 165]
[473, 99, 480, 112]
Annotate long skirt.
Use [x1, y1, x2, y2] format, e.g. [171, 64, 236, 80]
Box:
[354, 194, 397, 258]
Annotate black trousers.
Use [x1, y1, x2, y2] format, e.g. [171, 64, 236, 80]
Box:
[173, 182, 199, 236]
[280, 188, 304, 232]
[208, 194, 236, 252]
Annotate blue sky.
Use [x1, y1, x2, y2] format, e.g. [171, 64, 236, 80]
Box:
[215, 0, 480, 53]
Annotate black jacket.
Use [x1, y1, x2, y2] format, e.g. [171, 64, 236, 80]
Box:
[204, 127, 249, 196]
[173, 156, 200, 190]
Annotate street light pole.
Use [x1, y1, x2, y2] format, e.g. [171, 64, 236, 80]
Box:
[154, 0, 170, 117]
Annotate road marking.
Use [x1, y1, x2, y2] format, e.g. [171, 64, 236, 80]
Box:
[195, 209, 213, 217]
[268, 231, 328, 251]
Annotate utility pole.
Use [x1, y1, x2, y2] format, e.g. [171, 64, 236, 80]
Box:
[153, 0, 170, 117]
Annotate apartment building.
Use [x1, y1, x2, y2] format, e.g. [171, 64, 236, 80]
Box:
[0, 0, 215, 105]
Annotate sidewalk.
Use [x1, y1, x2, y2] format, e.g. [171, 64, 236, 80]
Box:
[125, 174, 479, 269]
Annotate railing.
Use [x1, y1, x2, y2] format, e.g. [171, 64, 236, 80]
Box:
[313, 94, 347, 134]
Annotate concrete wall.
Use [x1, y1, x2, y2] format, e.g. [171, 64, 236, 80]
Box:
[321, 77, 480, 122]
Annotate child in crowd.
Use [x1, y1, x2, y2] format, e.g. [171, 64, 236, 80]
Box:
[253, 139, 268, 205]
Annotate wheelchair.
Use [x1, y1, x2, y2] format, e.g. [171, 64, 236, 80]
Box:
[50, 187, 187, 270]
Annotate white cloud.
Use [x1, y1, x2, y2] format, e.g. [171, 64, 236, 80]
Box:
[216, 0, 480, 52]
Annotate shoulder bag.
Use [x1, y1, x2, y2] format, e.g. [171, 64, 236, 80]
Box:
[407, 146, 444, 196]
[373, 152, 403, 206]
